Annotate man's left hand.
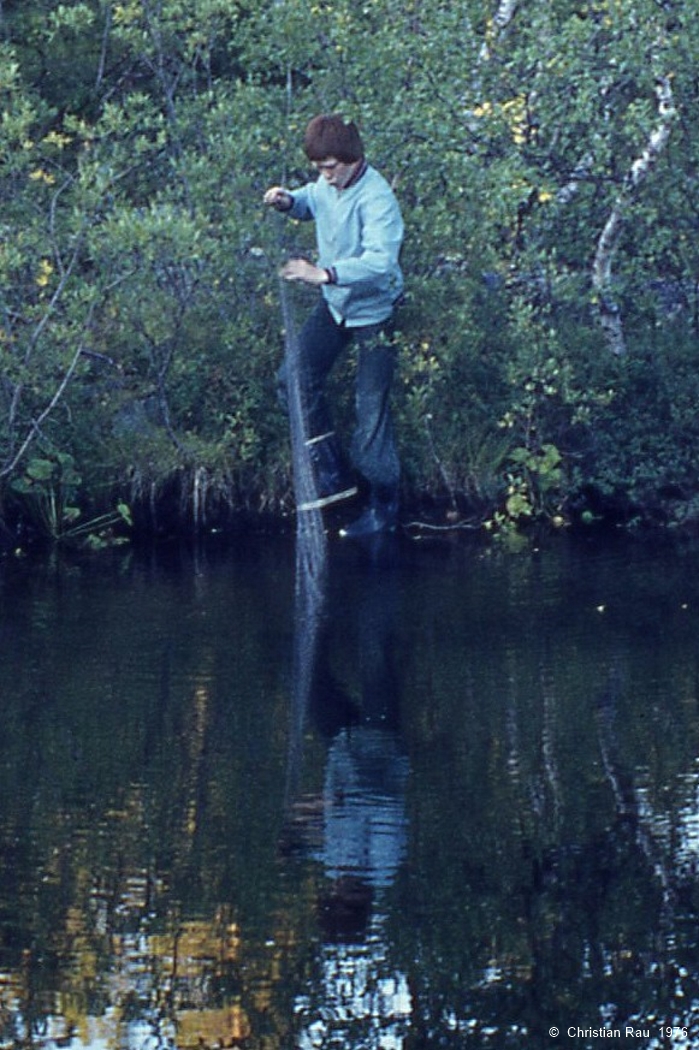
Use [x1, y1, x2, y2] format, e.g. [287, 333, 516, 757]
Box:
[280, 258, 328, 286]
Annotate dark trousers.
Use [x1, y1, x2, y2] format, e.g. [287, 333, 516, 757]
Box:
[277, 299, 400, 495]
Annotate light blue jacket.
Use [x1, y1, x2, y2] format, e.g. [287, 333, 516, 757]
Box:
[288, 164, 404, 327]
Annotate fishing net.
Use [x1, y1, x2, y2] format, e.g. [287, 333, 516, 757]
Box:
[273, 76, 328, 814]
[278, 274, 328, 587]
[279, 275, 328, 820]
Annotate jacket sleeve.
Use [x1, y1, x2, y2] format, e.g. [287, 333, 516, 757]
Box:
[332, 191, 404, 287]
[288, 183, 317, 222]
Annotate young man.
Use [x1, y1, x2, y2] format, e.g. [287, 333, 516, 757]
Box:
[264, 114, 404, 539]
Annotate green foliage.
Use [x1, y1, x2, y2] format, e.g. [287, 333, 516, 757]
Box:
[0, 0, 698, 539]
[10, 452, 131, 546]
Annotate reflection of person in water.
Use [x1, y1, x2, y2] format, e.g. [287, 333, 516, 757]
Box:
[284, 542, 412, 1046]
[314, 707, 409, 942]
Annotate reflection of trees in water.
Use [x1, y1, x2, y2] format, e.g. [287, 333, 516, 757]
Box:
[6, 546, 699, 1046]
[404, 649, 699, 1047]
[0, 556, 295, 1050]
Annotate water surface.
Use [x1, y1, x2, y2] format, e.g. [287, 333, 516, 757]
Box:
[1, 534, 699, 1049]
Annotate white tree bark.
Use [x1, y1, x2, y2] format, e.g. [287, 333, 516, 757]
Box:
[480, 0, 520, 60]
[555, 152, 594, 206]
[592, 75, 677, 355]
[492, 0, 520, 31]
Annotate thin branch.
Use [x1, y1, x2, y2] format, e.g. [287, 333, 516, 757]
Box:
[0, 304, 97, 479]
[95, 1, 112, 91]
[4, 235, 83, 457]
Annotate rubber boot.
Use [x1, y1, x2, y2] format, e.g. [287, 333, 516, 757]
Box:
[298, 431, 358, 512]
[339, 486, 398, 539]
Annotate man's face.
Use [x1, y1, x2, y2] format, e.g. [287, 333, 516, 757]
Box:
[314, 157, 358, 190]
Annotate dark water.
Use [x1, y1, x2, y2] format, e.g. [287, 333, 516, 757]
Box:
[2, 533, 699, 1050]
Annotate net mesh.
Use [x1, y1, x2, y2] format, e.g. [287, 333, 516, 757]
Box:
[276, 70, 328, 820]
[278, 275, 328, 588]
[280, 277, 328, 817]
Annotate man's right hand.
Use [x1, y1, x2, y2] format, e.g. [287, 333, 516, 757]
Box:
[263, 187, 293, 211]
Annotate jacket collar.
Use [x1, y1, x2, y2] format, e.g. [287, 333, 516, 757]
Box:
[342, 158, 368, 191]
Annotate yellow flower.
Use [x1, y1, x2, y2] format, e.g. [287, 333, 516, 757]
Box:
[43, 130, 72, 149]
[36, 259, 54, 288]
[29, 168, 56, 185]
[471, 102, 493, 119]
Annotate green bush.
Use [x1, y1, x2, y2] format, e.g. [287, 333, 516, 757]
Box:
[2, 0, 699, 542]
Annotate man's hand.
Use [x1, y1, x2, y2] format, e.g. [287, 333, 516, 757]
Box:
[280, 258, 329, 286]
[263, 186, 293, 211]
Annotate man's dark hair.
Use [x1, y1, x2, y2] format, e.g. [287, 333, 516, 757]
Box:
[303, 114, 364, 164]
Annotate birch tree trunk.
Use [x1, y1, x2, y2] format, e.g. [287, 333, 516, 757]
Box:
[592, 75, 677, 356]
[480, 0, 521, 60]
